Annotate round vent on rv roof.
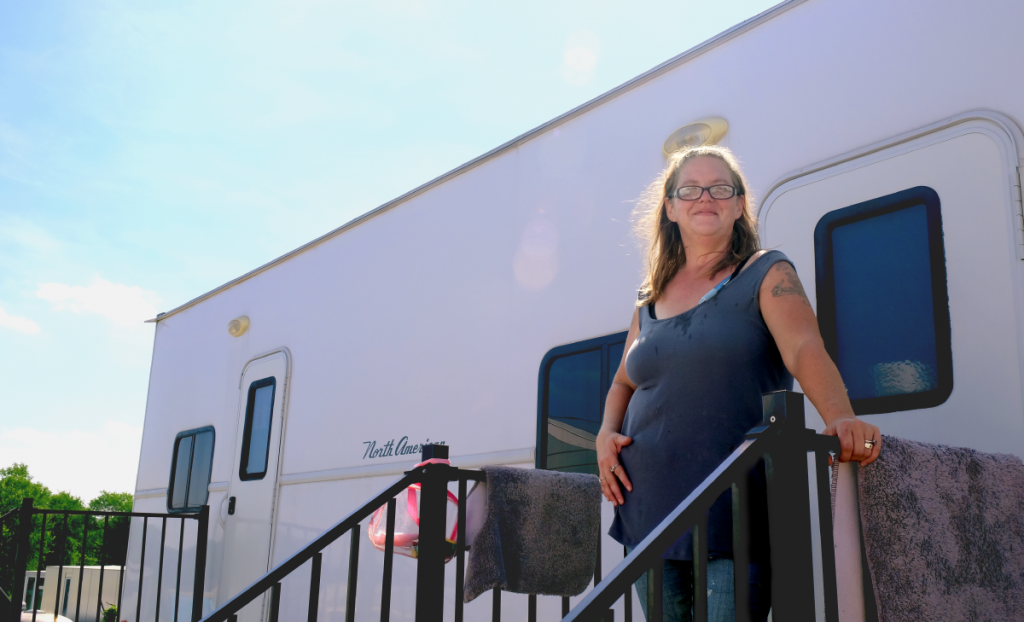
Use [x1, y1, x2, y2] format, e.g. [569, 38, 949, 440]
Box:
[662, 117, 728, 157]
[228, 315, 250, 337]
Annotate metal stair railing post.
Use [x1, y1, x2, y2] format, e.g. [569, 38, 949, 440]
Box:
[758, 390, 841, 622]
[9, 498, 33, 622]
[415, 443, 451, 622]
[761, 390, 817, 620]
[192, 505, 211, 622]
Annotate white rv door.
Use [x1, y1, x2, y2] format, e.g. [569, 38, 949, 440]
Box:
[220, 350, 289, 622]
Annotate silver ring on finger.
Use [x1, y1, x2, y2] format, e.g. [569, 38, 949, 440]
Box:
[864, 439, 877, 449]
[599, 476, 605, 482]
[610, 464, 620, 474]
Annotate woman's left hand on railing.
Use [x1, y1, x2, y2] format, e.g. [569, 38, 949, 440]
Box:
[823, 416, 881, 466]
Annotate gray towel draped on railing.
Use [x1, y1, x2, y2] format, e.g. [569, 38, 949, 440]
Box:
[462, 466, 601, 602]
[858, 434, 1024, 622]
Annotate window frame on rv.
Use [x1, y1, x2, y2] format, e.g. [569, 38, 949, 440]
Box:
[537, 331, 628, 474]
[239, 376, 277, 481]
[813, 185, 953, 415]
[167, 425, 215, 513]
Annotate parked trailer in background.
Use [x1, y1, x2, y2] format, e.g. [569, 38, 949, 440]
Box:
[36, 567, 121, 622]
[125, 0, 1024, 619]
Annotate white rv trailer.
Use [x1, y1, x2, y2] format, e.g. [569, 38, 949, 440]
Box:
[124, 0, 1024, 619]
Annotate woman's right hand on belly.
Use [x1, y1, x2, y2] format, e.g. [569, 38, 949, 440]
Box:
[596, 429, 633, 506]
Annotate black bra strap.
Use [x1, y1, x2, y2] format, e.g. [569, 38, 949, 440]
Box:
[730, 253, 754, 281]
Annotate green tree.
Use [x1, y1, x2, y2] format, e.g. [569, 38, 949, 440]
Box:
[88, 492, 132, 514]
[88, 492, 133, 568]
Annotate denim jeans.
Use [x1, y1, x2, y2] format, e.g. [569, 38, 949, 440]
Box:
[627, 549, 771, 622]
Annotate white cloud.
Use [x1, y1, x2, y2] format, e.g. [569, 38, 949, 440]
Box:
[36, 277, 161, 327]
[0, 307, 41, 334]
[0, 421, 143, 503]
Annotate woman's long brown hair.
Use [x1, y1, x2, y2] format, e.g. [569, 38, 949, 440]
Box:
[634, 145, 760, 306]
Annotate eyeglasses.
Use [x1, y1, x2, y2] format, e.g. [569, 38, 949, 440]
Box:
[669, 185, 740, 201]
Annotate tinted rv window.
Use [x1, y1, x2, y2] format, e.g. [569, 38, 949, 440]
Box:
[814, 186, 952, 414]
[538, 331, 628, 474]
[240, 377, 276, 480]
[168, 426, 215, 512]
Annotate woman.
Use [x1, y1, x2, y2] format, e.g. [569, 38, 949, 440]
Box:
[597, 145, 881, 621]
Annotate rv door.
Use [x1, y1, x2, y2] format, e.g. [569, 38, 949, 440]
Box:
[761, 114, 1024, 449]
[220, 350, 289, 622]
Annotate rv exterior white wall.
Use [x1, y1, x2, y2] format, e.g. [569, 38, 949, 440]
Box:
[125, 0, 1024, 619]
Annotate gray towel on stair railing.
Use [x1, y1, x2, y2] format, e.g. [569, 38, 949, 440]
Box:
[462, 466, 601, 602]
[858, 434, 1024, 622]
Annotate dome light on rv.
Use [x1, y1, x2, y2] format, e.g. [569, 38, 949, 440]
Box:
[662, 117, 728, 157]
[228, 315, 250, 337]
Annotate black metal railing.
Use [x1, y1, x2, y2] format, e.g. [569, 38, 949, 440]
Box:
[564, 390, 841, 622]
[199, 444, 490, 622]
[3, 499, 209, 622]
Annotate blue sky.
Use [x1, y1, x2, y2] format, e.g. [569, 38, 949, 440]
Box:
[0, 0, 777, 503]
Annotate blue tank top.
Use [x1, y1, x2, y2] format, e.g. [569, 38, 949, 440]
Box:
[608, 250, 794, 560]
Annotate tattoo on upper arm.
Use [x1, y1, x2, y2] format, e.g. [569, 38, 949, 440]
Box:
[770, 263, 811, 306]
